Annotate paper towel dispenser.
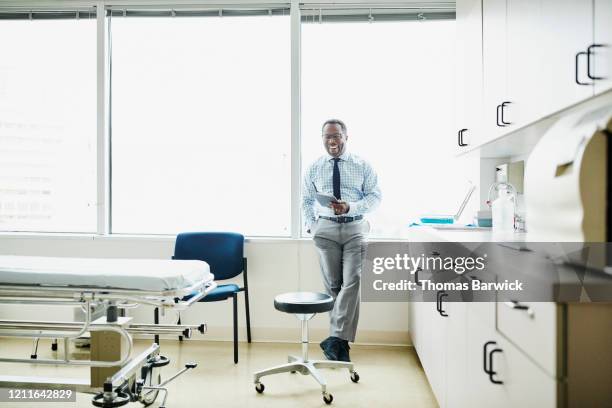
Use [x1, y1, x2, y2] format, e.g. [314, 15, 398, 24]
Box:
[525, 105, 611, 242]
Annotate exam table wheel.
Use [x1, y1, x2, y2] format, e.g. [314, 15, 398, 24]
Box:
[350, 371, 360, 383]
[92, 391, 130, 407]
[255, 382, 265, 393]
[323, 392, 333, 404]
[51, 342, 58, 351]
[149, 355, 170, 368]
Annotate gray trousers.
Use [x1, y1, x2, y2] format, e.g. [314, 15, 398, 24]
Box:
[312, 218, 369, 342]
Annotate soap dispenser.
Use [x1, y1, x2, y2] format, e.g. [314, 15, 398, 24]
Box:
[487, 182, 517, 233]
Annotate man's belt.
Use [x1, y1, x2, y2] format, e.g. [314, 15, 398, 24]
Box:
[319, 215, 363, 224]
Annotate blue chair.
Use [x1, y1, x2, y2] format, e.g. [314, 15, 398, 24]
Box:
[154, 232, 252, 363]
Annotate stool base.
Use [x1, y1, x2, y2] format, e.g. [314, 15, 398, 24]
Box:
[253, 355, 355, 394]
[253, 304, 359, 404]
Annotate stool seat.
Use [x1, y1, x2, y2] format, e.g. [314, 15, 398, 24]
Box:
[274, 292, 334, 314]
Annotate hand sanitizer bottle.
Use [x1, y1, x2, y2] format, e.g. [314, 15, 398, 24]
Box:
[492, 184, 515, 233]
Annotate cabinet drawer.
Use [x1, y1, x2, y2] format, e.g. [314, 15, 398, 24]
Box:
[496, 301, 559, 377]
[495, 337, 558, 408]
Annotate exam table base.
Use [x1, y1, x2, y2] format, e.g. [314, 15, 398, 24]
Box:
[0, 342, 161, 395]
[0, 315, 206, 407]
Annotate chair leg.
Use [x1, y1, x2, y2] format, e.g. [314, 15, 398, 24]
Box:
[233, 293, 238, 364]
[154, 307, 160, 345]
[31, 338, 40, 359]
[244, 289, 252, 343]
[177, 313, 183, 342]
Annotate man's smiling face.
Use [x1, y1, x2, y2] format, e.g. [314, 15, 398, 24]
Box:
[322, 123, 347, 157]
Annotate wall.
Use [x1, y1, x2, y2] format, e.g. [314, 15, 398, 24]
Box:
[0, 235, 410, 345]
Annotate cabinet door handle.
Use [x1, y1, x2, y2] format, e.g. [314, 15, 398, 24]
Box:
[483, 341, 496, 374]
[587, 44, 606, 80]
[414, 267, 422, 287]
[458, 128, 468, 147]
[488, 348, 504, 384]
[496, 104, 505, 127]
[500, 101, 512, 125]
[439, 293, 448, 317]
[504, 300, 534, 317]
[437, 291, 448, 317]
[575, 50, 591, 85]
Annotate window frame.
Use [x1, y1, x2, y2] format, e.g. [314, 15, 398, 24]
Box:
[0, 1, 455, 239]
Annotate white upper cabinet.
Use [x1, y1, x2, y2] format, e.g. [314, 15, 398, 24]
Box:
[506, 0, 543, 127]
[482, 0, 508, 143]
[593, 0, 612, 95]
[455, 0, 484, 152]
[476, 0, 602, 148]
[539, 0, 594, 114]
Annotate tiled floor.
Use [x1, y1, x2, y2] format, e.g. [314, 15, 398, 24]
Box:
[0, 338, 437, 408]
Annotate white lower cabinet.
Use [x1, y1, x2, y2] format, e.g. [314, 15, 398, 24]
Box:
[445, 302, 468, 408]
[496, 301, 558, 376]
[467, 302, 556, 408]
[428, 302, 447, 408]
[413, 301, 558, 408]
[465, 303, 509, 408]
[494, 336, 557, 408]
[410, 300, 612, 407]
[410, 299, 447, 407]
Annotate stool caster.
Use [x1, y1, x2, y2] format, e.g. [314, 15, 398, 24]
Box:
[350, 371, 360, 383]
[323, 392, 333, 404]
[255, 382, 265, 394]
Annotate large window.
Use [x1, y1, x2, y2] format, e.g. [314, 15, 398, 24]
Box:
[110, 14, 291, 236]
[301, 19, 460, 238]
[0, 6, 457, 238]
[0, 18, 97, 233]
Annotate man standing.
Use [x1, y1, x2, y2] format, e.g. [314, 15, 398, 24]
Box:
[302, 119, 381, 362]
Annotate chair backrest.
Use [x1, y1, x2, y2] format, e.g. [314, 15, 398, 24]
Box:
[173, 232, 244, 281]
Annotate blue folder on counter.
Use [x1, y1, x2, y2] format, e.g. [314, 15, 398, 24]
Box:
[419, 184, 475, 225]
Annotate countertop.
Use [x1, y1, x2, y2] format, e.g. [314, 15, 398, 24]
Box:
[398, 225, 527, 243]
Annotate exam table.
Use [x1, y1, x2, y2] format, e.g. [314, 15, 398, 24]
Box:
[0, 255, 217, 407]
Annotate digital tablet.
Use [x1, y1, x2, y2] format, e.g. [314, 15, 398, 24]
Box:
[315, 192, 339, 207]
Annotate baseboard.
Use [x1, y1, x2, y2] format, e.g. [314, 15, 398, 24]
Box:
[138, 326, 411, 347]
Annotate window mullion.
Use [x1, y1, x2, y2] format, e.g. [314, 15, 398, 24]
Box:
[96, 2, 110, 235]
[290, 0, 301, 239]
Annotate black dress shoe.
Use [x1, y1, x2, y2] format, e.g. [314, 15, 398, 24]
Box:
[320, 336, 340, 360]
[337, 340, 351, 362]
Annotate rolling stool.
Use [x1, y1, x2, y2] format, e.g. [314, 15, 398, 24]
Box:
[253, 292, 359, 405]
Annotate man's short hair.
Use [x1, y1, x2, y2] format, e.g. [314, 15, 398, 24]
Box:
[322, 119, 347, 135]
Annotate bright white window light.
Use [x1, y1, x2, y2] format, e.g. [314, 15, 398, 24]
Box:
[111, 15, 291, 236]
[301, 20, 461, 238]
[0, 19, 97, 233]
